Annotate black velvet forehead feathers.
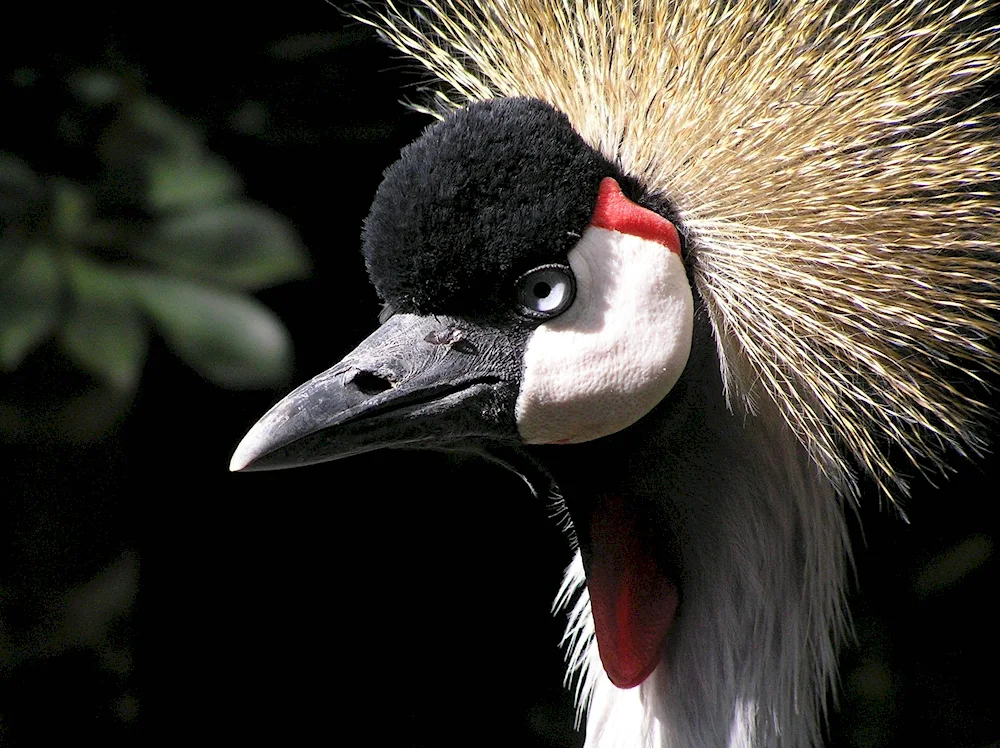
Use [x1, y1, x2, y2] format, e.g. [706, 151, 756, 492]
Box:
[362, 97, 630, 315]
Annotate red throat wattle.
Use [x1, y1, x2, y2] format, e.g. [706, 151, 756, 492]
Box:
[584, 494, 679, 689]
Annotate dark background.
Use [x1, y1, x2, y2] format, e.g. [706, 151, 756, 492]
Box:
[1, 4, 997, 746]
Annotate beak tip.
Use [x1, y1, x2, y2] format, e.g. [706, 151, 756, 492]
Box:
[229, 446, 252, 473]
[230, 427, 266, 472]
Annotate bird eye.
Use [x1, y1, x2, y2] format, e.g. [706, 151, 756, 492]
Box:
[515, 264, 576, 319]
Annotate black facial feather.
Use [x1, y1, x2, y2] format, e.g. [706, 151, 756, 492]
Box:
[362, 97, 631, 315]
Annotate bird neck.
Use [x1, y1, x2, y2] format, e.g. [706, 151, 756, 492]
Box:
[531, 309, 851, 747]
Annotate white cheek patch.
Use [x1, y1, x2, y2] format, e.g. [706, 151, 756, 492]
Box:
[515, 226, 694, 444]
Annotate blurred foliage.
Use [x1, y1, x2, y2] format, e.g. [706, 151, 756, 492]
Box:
[0, 20, 428, 746]
[0, 70, 308, 441]
[0, 551, 138, 671]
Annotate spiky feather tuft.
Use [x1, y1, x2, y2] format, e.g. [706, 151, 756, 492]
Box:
[356, 0, 1000, 500]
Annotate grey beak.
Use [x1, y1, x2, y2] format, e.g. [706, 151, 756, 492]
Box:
[230, 313, 524, 472]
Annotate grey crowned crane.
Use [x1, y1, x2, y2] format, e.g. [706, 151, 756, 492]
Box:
[231, 1, 1000, 746]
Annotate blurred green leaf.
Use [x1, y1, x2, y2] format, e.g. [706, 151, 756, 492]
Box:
[137, 202, 307, 287]
[267, 30, 366, 59]
[0, 152, 44, 225]
[134, 275, 292, 388]
[0, 242, 59, 370]
[59, 254, 148, 390]
[63, 551, 139, 647]
[10, 67, 39, 88]
[68, 70, 123, 106]
[913, 534, 992, 597]
[60, 307, 147, 391]
[145, 154, 242, 212]
[52, 180, 92, 242]
[126, 97, 202, 157]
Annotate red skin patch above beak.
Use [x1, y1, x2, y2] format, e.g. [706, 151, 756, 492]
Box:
[590, 177, 682, 255]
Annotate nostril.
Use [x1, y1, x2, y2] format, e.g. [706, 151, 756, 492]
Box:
[350, 370, 393, 396]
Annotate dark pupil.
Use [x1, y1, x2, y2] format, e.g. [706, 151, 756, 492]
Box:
[533, 281, 551, 298]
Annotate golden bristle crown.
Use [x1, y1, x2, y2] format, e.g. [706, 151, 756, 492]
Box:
[356, 0, 1000, 499]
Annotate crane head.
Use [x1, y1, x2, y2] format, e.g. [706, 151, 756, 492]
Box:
[232, 97, 696, 692]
